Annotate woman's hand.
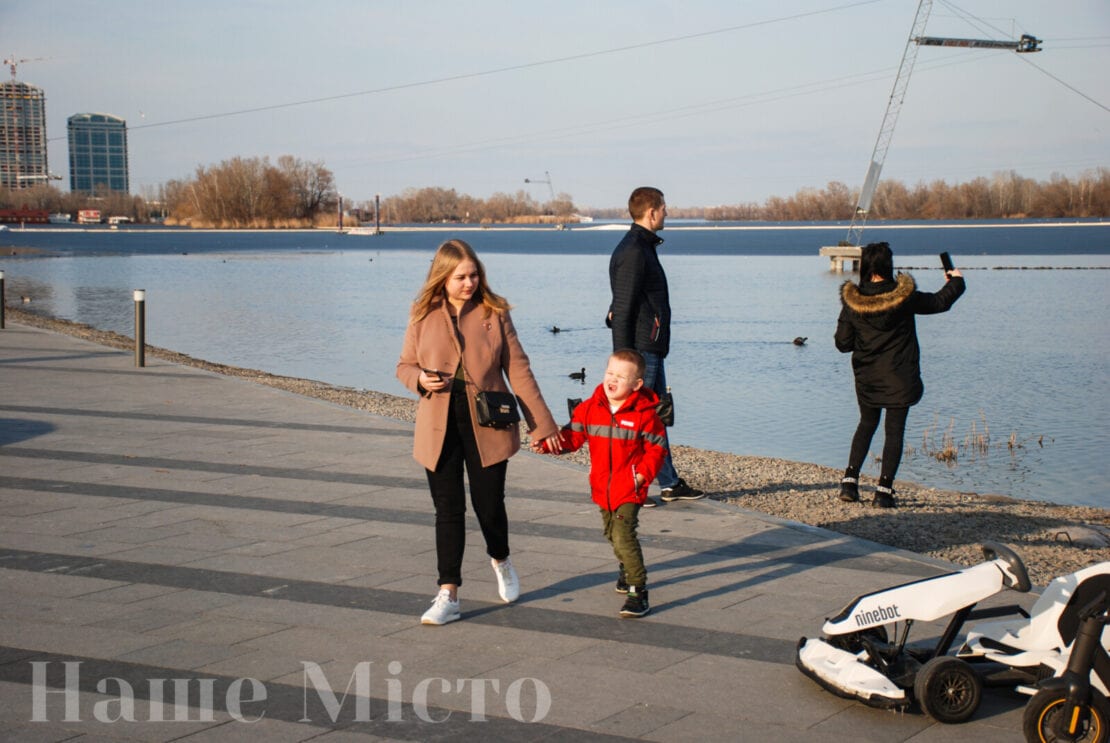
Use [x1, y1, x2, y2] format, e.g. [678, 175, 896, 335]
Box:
[541, 432, 563, 454]
[419, 369, 448, 392]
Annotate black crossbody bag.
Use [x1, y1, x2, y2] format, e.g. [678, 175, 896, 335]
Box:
[474, 390, 521, 428]
[452, 312, 522, 429]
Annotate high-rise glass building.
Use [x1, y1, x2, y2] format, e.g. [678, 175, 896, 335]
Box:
[68, 113, 129, 193]
[0, 81, 49, 189]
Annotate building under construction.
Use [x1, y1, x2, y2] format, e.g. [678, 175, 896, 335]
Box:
[0, 80, 49, 190]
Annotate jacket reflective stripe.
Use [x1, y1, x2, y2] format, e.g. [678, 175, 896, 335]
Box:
[576, 422, 664, 448]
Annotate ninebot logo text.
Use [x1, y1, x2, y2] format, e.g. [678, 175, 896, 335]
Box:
[853, 603, 902, 627]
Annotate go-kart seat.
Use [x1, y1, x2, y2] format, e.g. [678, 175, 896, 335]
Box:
[964, 563, 1110, 659]
[1056, 572, 1110, 646]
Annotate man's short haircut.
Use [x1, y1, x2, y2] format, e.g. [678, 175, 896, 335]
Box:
[611, 348, 646, 379]
[628, 187, 664, 221]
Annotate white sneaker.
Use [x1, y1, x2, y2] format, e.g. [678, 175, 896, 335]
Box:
[492, 557, 519, 603]
[420, 589, 460, 625]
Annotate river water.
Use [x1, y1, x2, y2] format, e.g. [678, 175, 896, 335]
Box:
[2, 221, 1107, 507]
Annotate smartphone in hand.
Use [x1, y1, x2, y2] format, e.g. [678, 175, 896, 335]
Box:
[421, 368, 441, 378]
[940, 252, 955, 273]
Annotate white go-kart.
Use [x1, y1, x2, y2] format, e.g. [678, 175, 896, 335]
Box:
[796, 541, 1110, 724]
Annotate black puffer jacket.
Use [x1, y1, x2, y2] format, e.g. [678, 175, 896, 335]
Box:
[608, 224, 671, 357]
[835, 273, 965, 408]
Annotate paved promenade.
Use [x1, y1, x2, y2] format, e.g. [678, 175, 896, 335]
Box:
[0, 322, 1036, 741]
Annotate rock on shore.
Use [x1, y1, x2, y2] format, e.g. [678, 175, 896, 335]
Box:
[8, 307, 1108, 587]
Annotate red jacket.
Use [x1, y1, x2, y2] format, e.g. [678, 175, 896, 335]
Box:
[542, 384, 667, 511]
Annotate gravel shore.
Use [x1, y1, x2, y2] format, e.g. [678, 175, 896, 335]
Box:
[7, 306, 1107, 587]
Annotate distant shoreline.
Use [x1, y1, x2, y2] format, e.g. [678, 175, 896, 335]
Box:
[3, 219, 1108, 236]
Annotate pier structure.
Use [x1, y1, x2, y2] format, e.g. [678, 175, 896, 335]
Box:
[819, 245, 861, 273]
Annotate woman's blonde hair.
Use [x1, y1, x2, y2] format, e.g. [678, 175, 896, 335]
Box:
[409, 239, 510, 323]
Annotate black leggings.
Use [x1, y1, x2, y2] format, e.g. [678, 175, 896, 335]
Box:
[425, 387, 509, 587]
[848, 403, 909, 482]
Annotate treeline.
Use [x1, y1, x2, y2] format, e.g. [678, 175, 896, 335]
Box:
[0, 183, 146, 221]
[377, 187, 577, 224]
[585, 169, 1110, 221]
[4, 166, 1107, 227]
[162, 156, 338, 228]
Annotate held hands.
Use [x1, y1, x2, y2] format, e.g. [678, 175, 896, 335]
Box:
[531, 433, 564, 454]
[945, 268, 963, 279]
[542, 432, 563, 454]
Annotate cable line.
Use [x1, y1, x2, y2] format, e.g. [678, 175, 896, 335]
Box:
[47, 0, 884, 141]
[938, 0, 1109, 113]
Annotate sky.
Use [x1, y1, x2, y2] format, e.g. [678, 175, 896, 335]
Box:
[4, 0, 1108, 209]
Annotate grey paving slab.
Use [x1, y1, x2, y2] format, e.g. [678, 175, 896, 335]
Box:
[0, 322, 1038, 740]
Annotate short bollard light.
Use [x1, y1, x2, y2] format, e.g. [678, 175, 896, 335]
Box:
[133, 289, 146, 367]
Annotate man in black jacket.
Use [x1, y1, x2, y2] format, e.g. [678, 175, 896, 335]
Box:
[608, 186, 704, 504]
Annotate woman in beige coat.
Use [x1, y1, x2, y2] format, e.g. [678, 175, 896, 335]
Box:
[397, 239, 562, 625]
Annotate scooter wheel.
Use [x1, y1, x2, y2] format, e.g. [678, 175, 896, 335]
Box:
[914, 656, 982, 724]
[1022, 687, 1110, 742]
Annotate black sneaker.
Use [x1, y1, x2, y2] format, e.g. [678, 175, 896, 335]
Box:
[660, 479, 705, 502]
[620, 587, 650, 618]
[641, 496, 659, 508]
[615, 564, 629, 594]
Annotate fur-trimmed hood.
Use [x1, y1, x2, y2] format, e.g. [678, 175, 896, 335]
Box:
[840, 273, 915, 315]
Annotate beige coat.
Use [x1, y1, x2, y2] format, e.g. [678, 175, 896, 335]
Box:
[397, 298, 559, 471]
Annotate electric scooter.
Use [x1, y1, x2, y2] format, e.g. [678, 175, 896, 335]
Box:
[1023, 590, 1110, 742]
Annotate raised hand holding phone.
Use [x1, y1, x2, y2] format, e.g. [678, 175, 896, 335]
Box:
[940, 252, 955, 274]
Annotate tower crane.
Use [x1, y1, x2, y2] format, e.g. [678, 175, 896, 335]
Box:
[3, 53, 49, 82]
[524, 171, 556, 202]
[841, 0, 1041, 248]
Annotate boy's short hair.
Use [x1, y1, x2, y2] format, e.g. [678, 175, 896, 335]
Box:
[628, 187, 664, 221]
[610, 348, 646, 379]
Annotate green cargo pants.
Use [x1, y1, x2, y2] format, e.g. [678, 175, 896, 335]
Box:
[601, 502, 646, 587]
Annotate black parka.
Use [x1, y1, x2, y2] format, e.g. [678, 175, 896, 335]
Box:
[608, 224, 671, 357]
[835, 273, 965, 408]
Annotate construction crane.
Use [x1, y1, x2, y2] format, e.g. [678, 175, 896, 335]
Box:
[841, 0, 1041, 248]
[3, 53, 49, 82]
[915, 34, 1042, 53]
[524, 171, 556, 202]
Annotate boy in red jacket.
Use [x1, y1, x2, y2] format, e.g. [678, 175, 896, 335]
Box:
[534, 349, 667, 617]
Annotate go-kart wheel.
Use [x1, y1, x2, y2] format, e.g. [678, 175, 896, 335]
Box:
[913, 656, 982, 724]
[1022, 688, 1109, 743]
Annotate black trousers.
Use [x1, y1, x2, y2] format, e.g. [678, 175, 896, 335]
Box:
[848, 403, 909, 482]
[425, 387, 509, 587]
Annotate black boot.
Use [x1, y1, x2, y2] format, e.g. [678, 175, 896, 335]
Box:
[873, 476, 896, 509]
[839, 467, 860, 502]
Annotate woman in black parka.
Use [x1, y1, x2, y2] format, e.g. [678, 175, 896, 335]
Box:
[835, 242, 965, 508]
